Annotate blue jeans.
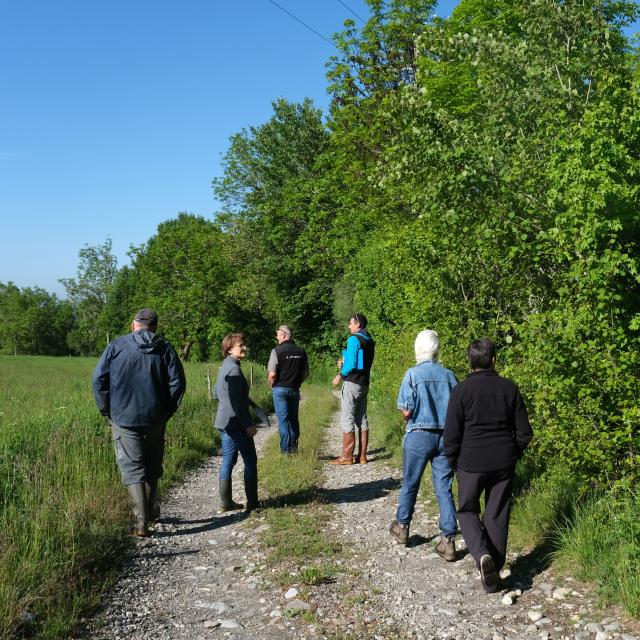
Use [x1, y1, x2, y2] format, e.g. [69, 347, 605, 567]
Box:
[272, 386, 300, 453]
[219, 429, 258, 483]
[396, 430, 457, 537]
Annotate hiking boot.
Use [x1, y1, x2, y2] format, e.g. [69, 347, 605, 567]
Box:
[480, 554, 500, 593]
[389, 520, 409, 546]
[435, 535, 456, 562]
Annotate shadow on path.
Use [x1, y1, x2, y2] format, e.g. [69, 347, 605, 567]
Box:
[506, 541, 554, 591]
[154, 512, 248, 537]
[318, 447, 392, 463]
[321, 476, 402, 505]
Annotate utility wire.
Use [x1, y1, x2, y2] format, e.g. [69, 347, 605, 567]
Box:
[335, 0, 366, 23]
[266, 0, 336, 48]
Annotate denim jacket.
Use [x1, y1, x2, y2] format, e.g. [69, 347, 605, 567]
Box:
[397, 360, 457, 431]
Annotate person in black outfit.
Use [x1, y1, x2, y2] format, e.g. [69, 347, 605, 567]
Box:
[268, 325, 309, 454]
[444, 338, 533, 593]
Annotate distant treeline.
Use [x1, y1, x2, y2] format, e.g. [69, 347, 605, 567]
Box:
[3, 0, 639, 487]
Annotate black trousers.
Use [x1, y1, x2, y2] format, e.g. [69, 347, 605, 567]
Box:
[456, 467, 515, 572]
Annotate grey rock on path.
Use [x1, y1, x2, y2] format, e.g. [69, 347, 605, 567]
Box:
[319, 406, 639, 640]
[75, 422, 303, 640]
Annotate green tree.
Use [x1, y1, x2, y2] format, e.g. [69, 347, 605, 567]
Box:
[129, 213, 232, 360]
[213, 98, 331, 352]
[60, 239, 118, 355]
[0, 282, 74, 355]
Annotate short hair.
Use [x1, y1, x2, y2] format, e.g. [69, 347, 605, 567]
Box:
[221, 332, 246, 358]
[467, 338, 496, 370]
[350, 313, 368, 329]
[277, 324, 292, 338]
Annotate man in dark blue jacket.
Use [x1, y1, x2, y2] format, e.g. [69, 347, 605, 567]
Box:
[92, 309, 186, 536]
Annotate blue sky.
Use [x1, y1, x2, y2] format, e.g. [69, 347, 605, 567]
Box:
[0, 1, 637, 296]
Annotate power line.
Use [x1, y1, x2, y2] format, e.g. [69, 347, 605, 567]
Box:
[335, 0, 366, 23]
[266, 0, 336, 48]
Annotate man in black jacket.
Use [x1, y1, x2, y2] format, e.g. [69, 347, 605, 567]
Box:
[92, 309, 186, 536]
[444, 338, 532, 593]
[267, 325, 309, 454]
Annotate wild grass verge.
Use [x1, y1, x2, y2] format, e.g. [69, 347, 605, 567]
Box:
[256, 380, 340, 587]
[554, 484, 640, 615]
[0, 355, 269, 640]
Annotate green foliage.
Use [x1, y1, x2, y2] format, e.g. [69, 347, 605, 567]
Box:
[0, 282, 73, 356]
[128, 213, 233, 360]
[555, 484, 640, 615]
[59, 239, 118, 356]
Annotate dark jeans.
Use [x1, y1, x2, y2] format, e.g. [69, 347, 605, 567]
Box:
[219, 429, 258, 483]
[111, 422, 166, 485]
[456, 467, 515, 572]
[272, 386, 300, 453]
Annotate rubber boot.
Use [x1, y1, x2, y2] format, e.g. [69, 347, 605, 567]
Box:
[359, 429, 369, 464]
[219, 479, 244, 513]
[244, 476, 259, 513]
[146, 479, 160, 522]
[127, 483, 149, 537]
[330, 432, 356, 465]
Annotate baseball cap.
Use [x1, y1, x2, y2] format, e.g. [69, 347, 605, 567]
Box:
[134, 309, 158, 325]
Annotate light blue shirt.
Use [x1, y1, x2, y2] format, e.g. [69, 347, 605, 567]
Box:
[397, 360, 457, 431]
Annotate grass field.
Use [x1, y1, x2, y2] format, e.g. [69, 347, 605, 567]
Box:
[0, 354, 271, 640]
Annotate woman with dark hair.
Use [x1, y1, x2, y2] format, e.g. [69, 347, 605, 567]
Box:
[214, 332, 259, 512]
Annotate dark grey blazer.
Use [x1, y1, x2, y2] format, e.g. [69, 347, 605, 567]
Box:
[214, 356, 251, 431]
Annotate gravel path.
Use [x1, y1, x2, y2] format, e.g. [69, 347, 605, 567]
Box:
[76, 422, 307, 640]
[76, 404, 639, 640]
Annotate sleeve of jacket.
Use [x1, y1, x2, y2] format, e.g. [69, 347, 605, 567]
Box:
[92, 345, 113, 417]
[341, 335, 360, 377]
[443, 387, 464, 469]
[397, 370, 415, 412]
[513, 387, 533, 455]
[165, 345, 186, 418]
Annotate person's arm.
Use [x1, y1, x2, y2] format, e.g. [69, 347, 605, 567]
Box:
[443, 389, 464, 470]
[513, 387, 533, 454]
[397, 370, 415, 421]
[92, 345, 112, 418]
[301, 351, 310, 383]
[267, 348, 278, 389]
[165, 346, 186, 418]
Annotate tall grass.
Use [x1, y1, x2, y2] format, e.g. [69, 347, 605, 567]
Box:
[554, 485, 640, 615]
[0, 355, 269, 640]
[259, 379, 337, 500]
[257, 379, 341, 575]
